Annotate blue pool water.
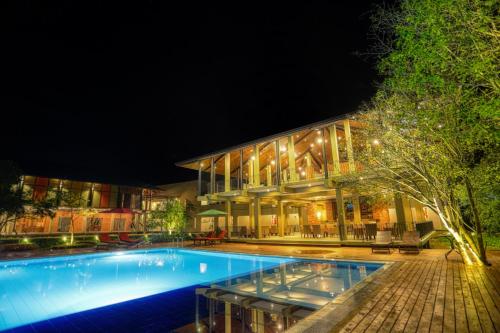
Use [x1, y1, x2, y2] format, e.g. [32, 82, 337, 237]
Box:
[0, 249, 383, 332]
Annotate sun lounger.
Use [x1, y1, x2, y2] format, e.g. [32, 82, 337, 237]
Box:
[193, 231, 215, 246]
[118, 232, 146, 247]
[398, 231, 421, 254]
[371, 231, 393, 253]
[96, 233, 128, 250]
[207, 230, 226, 245]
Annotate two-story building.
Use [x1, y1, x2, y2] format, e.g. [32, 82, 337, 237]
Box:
[176, 114, 442, 243]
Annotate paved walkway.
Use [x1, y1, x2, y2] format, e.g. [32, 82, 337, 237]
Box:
[197, 243, 500, 333]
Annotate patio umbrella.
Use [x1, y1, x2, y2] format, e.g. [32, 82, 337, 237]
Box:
[197, 209, 227, 217]
[197, 209, 227, 231]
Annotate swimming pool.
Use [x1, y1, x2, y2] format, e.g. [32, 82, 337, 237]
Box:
[0, 249, 383, 331]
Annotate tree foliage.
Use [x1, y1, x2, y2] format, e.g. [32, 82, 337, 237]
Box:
[0, 161, 57, 234]
[148, 199, 187, 234]
[360, 0, 499, 264]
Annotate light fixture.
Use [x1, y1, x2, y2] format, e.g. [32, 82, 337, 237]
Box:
[310, 143, 314, 148]
[280, 146, 287, 152]
[301, 171, 306, 176]
[271, 160, 276, 165]
[373, 139, 380, 145]
[316, 138, 323, 144]
[251, 156, 255, 160]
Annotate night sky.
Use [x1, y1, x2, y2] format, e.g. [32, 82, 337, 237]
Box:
[1, 1, 388, 186]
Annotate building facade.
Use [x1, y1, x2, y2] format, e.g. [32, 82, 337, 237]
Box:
[177, 114, 442, 241]
[1, 175, 158, 235]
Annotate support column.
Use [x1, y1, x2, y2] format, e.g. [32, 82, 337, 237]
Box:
[210, 157, 215, 194]
[328, 125, 341, 175]
[257, 310, 265, 333]
[226, 200, 232, 238]
[336, 187, 347, 240]
[254, 197, 262, 239]
[249, 158, 254, 187]
[251, 309, 258, 333]
[239, 149, 243, 190]
[352, 194, 362, 224]
[225, 302, 232, 333]
[275, 140, 281, 186]
[253, 145, 260, 187]
[343, 119, 355, 173]
[277, 200, 286, 237]
[321, 128, 328, 179]
[249, 200, 255, 237]
[305, 153, 312, 179]
[266, 165, 272, 186]
[225, 153, 231, 192]
[197, 162, 202, 196]
[287, 136, 297, 181]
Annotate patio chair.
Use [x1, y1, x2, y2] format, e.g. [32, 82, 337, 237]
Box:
[270, 225, 278, 236]
[240, 226, 249, 238]
[365, 223, 377, 240]
[399, 231, 421, 254]
[371, 231, 393, 253]
[311, 225, 321, 238]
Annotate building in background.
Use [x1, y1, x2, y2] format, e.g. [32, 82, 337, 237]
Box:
[176, 114, 442, 241]
[1, 175, 158, 235]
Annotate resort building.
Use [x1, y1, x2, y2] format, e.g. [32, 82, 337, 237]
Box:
[176, 114, 443, 242]
[1, 175, 159, 235]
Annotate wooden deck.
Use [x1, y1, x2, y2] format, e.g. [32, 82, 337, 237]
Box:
[335, 257, 500, 333]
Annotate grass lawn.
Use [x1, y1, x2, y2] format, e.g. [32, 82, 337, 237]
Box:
[429, 233, 500, 251]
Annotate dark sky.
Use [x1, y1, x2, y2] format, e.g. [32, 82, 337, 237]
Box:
[1, 1, 387, 186]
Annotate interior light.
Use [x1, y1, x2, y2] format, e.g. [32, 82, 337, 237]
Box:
[251, 156, 255, 160]
[301, 171, 306, 176]
[316, 138, 323, 144]
[271, 160, 276, 165]
[310, 143, 314, 148]
[372, 139, 380, 145]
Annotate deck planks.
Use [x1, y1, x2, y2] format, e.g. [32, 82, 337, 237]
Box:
[335, 258, 500, 333]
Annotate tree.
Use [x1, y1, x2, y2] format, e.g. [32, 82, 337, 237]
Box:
[359, 0, 499, 264]
[0, 161, 57, 234]
[148, 199, 187, 234]
[57, 190, 85, 244]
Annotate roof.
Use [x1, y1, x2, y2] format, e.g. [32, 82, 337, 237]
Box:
[175, 112, 356, 166]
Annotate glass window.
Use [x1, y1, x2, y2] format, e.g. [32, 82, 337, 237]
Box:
[87, 217, 102, 232]
[58, 217, 71, 232]
[112, 218, 125, 231]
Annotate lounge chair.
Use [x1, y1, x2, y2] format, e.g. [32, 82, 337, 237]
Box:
[207, 230, 226, 245]
[371, 231, 393, 253]
[399, 231, 421, 254]
[96, 233, 128, 250]
[119, 232, 146, 247]
[193, 231, 215, 246]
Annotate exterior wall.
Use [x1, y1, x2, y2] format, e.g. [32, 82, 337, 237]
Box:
[13, 210, 137, 234]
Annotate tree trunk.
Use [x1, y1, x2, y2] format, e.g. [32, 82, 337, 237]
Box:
[464, 177, 489, 265]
